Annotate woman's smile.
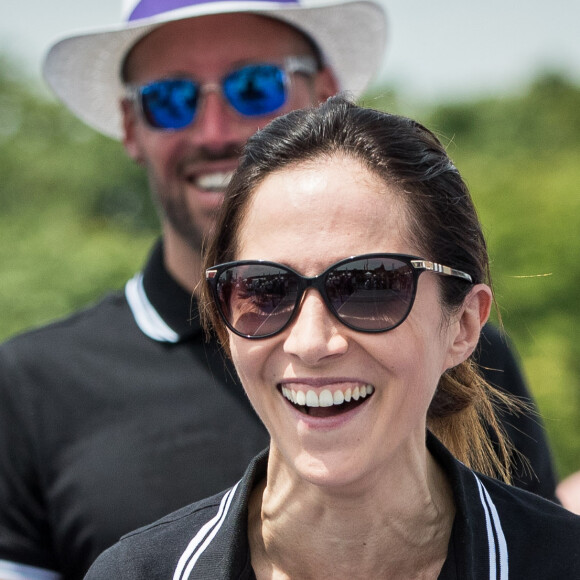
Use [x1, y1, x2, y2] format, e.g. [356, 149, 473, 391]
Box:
[279, 382, 375, 417]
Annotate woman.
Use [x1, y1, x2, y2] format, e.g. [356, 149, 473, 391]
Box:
[85, 97, 580, 579]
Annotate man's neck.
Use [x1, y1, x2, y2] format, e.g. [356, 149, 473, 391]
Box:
[162, 229, 203, 295]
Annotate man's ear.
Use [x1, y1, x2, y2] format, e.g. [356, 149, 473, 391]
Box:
[120, 99, 144, 165]
[314, 66, 340, 103]
[445, 284, 493, 370]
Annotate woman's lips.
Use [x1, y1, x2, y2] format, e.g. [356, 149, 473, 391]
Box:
[279, 383, 375, 417]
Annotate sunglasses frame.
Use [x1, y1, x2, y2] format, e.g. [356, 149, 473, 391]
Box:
[206, 253, 473, 339]
[125, 56, 318, 131]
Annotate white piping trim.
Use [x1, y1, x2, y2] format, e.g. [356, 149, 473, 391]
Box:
[173, 482, 240, 580]
[476, 477, 496, 579]
[474, 475, 509, 580]
[481, 482, 509, 579]
[125, 273, 180, 343]
[0, 560, 62, 580]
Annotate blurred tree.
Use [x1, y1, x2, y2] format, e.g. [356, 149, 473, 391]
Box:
[0, 53, 156, 227]
[0, 54, 157, 338]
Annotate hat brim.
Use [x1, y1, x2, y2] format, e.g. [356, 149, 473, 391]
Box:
[42, 0, 387, 139]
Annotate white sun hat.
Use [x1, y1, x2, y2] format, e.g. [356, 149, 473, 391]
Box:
[42, 0, 387, 140]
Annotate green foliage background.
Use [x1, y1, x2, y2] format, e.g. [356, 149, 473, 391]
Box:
[1, 53, 579, 479]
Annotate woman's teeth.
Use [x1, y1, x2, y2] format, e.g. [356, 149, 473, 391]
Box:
[281, 385, 374, 409]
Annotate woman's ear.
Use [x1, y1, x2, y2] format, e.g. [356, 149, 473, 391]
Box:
[445, 284, 493, 369]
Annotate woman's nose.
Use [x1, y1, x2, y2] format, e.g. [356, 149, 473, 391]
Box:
[282, 289, 348, 365]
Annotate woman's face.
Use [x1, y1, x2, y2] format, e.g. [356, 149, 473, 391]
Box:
[230, 154, 465, 489]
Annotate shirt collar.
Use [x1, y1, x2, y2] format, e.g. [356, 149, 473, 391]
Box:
[183, 436, 508, 580]
[427, 433, 509, 580]
[174, 449, 267, 579]
[125, 239, 201, 343]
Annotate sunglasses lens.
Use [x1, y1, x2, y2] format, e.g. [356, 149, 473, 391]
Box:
[325, 257, 416, 331]
[223, 64, 287, 117]
[215, 264, 299, 337]
[140, 79, 198, 129]
[211, 256, 418, 338]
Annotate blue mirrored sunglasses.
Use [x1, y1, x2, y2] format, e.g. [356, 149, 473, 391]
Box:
[126, 56, 318, 131]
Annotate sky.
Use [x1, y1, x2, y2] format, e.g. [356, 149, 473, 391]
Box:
[1, 0, 579, 102]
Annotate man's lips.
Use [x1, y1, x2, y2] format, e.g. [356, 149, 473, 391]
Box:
[183, 168, 235, 193]
[193, 169, 235, 192]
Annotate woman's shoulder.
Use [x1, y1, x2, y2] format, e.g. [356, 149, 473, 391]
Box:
[480, 472, 580, 531]
[429, 434, 580, 576]
[481, 470, 574, 510]
[479, 474, 580, 574]
[126, 488, 231, 541]
[462, 474, 580, 580]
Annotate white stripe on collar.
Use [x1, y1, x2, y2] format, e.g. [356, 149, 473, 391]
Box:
[173, 481, 241, 580]
[171, 471, 509, 580]
[474, 474, 509, 580]
[125, 273, 180, 343]
[0, 559, 61, 580]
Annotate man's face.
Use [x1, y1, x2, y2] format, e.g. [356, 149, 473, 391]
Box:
[122, 14, 338, 252]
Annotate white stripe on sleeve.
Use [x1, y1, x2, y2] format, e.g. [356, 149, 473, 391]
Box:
[0, 560, 62, 580]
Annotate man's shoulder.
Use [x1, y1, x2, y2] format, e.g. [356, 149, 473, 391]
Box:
[86, 491, 232, 579]
[478, 323, 514, 366]
[0, 290, 128, 354]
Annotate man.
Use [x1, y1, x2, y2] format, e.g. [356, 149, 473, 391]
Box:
[0, 1, 557, 579]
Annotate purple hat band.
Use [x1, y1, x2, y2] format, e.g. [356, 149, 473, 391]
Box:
[129, 0, 299, 21]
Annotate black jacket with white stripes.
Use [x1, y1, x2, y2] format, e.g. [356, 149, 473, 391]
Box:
[84, 433, 580, 580]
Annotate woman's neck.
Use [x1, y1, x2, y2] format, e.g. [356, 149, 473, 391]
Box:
[248, 445, 455, 580]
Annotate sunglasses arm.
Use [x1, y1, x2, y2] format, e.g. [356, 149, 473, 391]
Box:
[411, 260, 473, 283]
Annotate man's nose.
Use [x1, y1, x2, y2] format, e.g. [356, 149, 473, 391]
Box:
[187, 89, 246, 150]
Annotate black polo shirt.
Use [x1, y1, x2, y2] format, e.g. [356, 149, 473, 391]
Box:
[0, 242, 269, 580]
[84, 433, 580, 579]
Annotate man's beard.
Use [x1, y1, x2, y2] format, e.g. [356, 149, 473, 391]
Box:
[147, 144, 240, 251]
[161, 192, 217, 252]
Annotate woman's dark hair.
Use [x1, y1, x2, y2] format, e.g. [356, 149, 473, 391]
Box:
[201, 95, 519, 481]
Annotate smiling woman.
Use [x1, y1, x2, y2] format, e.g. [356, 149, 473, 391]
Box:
[204, 97, 508, 484]
[84, 96, 580, 579]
